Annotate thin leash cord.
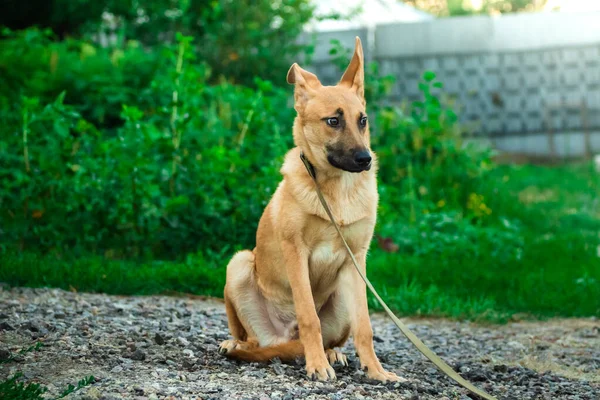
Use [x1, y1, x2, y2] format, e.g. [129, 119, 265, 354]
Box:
[300, 153, 497, 400]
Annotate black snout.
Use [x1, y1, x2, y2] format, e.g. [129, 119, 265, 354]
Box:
[326, 146, 373, 173]
[354, 150, 372, 168]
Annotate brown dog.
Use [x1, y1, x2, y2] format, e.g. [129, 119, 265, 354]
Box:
[219, 37, 401, 383]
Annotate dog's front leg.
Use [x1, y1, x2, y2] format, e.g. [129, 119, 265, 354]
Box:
[340, 252, 403, 383]
[282, 239, 336, 381]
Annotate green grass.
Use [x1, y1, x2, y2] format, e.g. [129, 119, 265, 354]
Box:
[367, 162, 600, 321]
[0, 252, 225, 298]
[1, 163, 599, 322]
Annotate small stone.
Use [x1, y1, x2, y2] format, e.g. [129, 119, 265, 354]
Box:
[0, 349, 11, 360]
[182, 358, 196, 369]
[81, 387, 102, 399]
[111, 365, 123, 373]
[154, 333, 166, 345]
[0, 321, 15, 331]
[177, 337, 190, 347]
[129, 349, 146, 361]
[271, 363, 286, 375]
[183, 349, 194, 358]
[204, 344, 218, 352]
[494, 364, 508, 373]
[153, 354, 167, 364]
[21, 321, 40, 332]
[507, 341, 526, 351]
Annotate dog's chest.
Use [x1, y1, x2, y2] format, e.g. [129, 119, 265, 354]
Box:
[306, 219, 370, 293]
[309, 241, 346, 272]
[307, 239, 345, 302]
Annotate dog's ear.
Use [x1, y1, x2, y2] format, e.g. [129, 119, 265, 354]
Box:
[287, 63, 321, 111]
[339, 37, 364, 101]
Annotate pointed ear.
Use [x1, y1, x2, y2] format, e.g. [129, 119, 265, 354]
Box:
[339, 37, 364, 100]
[287, 63, 322, 111]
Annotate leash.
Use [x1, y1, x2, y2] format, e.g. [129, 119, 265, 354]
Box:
[300, 152, 497, 400]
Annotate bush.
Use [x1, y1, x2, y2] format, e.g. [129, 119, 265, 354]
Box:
[0, 28, 161, 130]
[374, 72, 493, 224]
[1, 0, 316, 87]
[0, 32, 294, 257]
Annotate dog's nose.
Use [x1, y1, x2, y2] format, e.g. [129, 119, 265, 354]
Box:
[354, 150, 372, 167]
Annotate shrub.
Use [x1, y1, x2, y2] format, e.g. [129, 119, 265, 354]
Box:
[374, 71, 493, 223]
[0, 32, 294, 257]
[0, 28, 162, 130]
[1, 0, 317, 87]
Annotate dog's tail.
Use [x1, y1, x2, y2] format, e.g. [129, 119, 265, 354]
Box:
[225, 340, 304, 363]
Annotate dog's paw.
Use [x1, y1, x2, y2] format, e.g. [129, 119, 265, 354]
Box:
[218, 339, 239, 355]
[219, 339, 259, 355]
[325, 349, 348, 367]
[362, 365, 406, 383]
[306, 358, 336, 381]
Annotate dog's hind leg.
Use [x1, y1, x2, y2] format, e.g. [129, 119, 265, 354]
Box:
[220, 288, 260, 354]
[220, 250, 282, 354]
[319, 291, 351, 367]
[224, 289, 247, 340]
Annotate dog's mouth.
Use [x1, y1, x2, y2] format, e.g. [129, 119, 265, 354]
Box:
[327, 154, 372, 173]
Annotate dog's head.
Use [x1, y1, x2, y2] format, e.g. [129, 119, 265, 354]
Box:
[287, 37, 372, 174]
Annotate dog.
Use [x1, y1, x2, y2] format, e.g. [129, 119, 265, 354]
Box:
[219, 37, 401, 383]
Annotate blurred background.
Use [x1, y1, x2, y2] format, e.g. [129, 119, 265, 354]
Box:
[0, 0, 598, 321]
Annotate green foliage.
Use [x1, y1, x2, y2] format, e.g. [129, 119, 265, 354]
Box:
[1, 0, 316, 86]
[0, 0, 114, 37]
[189, 0, 315, 85]
[370, 161, 600, 320]
[375, 71, 493, 223]
[0, 373, 46, 400]
[0, 251, 225, 297]
[0, 31, 294, 257]
[56, 376, 95, 399]
[0, 28, 161, 130]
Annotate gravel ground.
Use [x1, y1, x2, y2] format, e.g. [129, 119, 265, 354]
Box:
[0, 287, 598, 400]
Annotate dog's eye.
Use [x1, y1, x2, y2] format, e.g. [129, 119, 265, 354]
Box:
[326, 118, 339, 127]
[359, 116, 368, 127]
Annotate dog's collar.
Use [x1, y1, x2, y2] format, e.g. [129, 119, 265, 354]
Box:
[299, 152, 317, 180]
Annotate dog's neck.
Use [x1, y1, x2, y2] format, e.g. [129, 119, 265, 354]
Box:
[280, 146, 377, 224]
